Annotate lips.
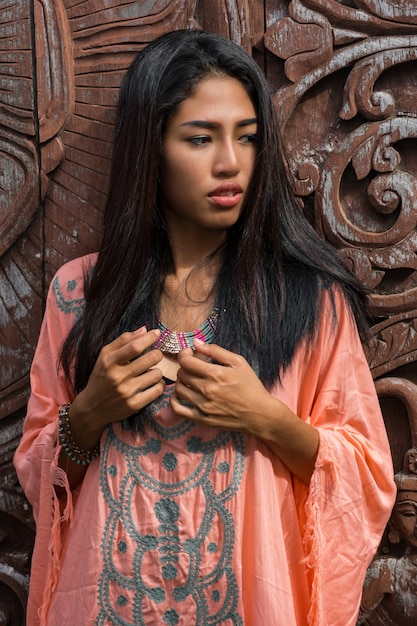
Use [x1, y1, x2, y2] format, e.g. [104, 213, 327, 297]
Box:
[208, 183, 243, 208]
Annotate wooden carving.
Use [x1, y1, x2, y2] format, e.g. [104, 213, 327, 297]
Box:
[1, 1, 38, 619]
[264, 2, 417, 622]
[1, 0, 416, 621]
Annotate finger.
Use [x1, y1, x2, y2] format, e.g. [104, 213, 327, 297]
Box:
[175, 365, 202, 389]
[102, 325, 147, 352]
[170, 393, 203, 419]
[129, 380, 166, 412]
[177, 350, 216, 378]
[130, 366, 164, 394]
[191, 340, 244, 368]
[105, 329, 161, 366]
[174, 378, 203, 407]
[127, 348, 163, 378]
[174, 379, 225, 419]
[170, 394, 243, 431]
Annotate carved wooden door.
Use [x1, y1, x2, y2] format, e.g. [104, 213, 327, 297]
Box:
[1, 1, 416, 622]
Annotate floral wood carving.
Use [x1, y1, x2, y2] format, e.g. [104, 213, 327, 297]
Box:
[266, 0, 417, 366]
[266, 4, 417, 621]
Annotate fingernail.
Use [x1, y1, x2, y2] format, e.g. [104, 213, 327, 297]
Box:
[194, 338, 205, 346]
[134, 325, 147, 334]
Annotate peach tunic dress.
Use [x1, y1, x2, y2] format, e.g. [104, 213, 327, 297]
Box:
[14, 255, 396, 626]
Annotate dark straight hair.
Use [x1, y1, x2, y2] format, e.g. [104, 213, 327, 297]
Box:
[61, 29, 367, 399]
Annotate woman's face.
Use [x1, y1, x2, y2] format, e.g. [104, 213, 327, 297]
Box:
[159, 75, 257, 240]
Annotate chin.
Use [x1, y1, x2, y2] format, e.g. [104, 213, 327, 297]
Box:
[209, 211, 241, 229]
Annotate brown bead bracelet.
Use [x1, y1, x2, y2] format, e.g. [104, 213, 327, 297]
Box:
[58, 403, 100, 466]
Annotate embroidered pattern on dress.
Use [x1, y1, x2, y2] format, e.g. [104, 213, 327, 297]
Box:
[96, 386, 245, 625]
[52, 275, 86, 320]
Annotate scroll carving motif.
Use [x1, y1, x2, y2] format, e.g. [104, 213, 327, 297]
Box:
[265, 0, 417, 314]
[265, 3, 417, 622]
[365, 311, 417, 379]
[266, 0, 417, 359]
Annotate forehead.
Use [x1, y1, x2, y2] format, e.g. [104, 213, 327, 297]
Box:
[396, 491, 417, 502]
[173, 76, 256, 122]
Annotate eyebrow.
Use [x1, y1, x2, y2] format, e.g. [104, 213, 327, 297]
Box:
[180, 118, 257, 129]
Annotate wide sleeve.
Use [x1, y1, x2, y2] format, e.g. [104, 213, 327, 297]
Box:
[13, 255, 93, 624]
[291, 290, 397, 626]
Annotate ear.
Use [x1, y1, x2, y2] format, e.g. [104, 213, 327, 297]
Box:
[387, 529, 401, 544]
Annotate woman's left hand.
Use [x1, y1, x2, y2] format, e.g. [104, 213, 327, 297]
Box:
[170, 339, 319, 485]
[171, 340, 274, 436]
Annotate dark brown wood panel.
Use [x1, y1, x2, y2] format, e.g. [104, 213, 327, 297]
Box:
[0, 0, 39, 618]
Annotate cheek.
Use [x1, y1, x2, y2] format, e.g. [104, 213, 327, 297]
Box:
[397, 517, 416, 536]
[160, 166, 183, 203]
[159, 164, 201, 213]
[163, 153, 201, 188]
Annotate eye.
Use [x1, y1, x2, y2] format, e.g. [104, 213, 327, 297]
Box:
[239, 133, 257, 144]
[187, 135, 212, 146]
[399, 510, 417, 518]
[397, 504, 417, 517]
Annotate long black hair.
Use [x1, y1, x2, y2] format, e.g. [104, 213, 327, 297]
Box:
[61, 29, 367, 396]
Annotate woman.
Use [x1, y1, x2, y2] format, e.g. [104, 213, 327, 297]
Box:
[14, 29, 395, 625]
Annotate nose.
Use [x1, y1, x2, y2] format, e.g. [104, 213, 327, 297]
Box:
[212, 138, 240, 177]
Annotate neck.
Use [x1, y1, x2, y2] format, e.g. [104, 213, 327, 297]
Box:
[160, 264, 217, 331]
[158, 219, 225, 330]
[165, 215, 227, 271]
[163, 228, 223, 306]
[405, 545, 417, 558]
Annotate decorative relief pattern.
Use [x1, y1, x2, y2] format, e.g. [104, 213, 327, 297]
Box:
[0, 408, 35, 624]
[0, 0, 37, 420]
[0, 0, 37, 257]
[358, 379, 417, 625]
[265, 0, 417, 365]
[265, 4, 417, 621]
[0, 0, 72, 418]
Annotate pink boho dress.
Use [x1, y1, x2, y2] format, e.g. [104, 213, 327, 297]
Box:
[14, 255, 396, 626]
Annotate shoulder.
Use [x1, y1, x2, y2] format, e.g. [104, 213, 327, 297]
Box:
[47, 253, 97, 321]
[297, 284, 364, 374]
[318, 283, 358, 335]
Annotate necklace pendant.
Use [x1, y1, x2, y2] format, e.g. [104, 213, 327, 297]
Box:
[154, 306, 219, 354]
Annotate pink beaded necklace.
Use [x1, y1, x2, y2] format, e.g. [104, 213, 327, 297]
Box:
[154, 306, 219, 354]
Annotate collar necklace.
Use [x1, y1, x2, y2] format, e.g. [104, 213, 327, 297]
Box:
[154, 306, 219, 354]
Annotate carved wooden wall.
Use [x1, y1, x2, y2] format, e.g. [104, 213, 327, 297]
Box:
[1, 1, 416, 622]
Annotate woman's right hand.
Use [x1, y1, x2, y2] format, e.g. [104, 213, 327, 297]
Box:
[62, 327, 164, 465]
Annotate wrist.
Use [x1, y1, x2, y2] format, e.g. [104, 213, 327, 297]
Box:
[58, 403, 100, 466]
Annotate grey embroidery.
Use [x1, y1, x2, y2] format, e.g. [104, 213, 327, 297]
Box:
[52, 275, 86, 320]
[96, 386, 245, 625]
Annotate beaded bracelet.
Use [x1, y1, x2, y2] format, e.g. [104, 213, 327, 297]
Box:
[58, 403, 100, 466]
